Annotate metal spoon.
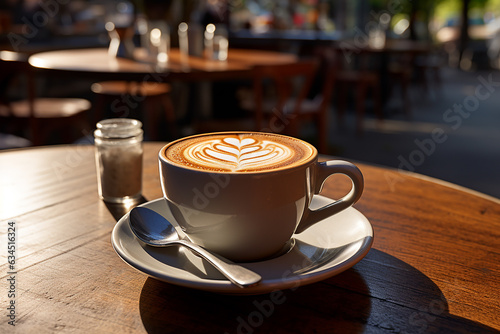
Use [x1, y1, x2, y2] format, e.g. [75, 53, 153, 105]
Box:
[129, 207, 262, 288]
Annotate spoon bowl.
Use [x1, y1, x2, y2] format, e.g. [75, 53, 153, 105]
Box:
[129, 206, 261, 288]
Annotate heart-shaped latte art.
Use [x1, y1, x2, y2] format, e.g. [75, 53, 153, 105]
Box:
[184, 135, 294, 172]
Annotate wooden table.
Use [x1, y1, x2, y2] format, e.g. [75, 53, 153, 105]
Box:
[28, 47, 298, 82]
[1, 143, 499, 333]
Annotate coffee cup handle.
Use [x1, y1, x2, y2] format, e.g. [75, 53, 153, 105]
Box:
[295, 160, 364, 234]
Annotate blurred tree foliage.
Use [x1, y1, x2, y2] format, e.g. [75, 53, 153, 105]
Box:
[370, 0, 491, 59]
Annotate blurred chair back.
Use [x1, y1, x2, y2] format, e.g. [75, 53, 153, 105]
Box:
[328, 45, 383, 134]
[0, 51, 33, 105]
[0, 50, 91, 146]
[91, 80, 176, 140]
[250, 59, 332, 152]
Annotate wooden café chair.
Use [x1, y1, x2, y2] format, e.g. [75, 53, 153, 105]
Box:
[91, 80, 176, 140]
[0, 51, 91, 146]
[386, 50, 416, 118]
[331, 46, 383, 134]
[242, 59, 332, 153]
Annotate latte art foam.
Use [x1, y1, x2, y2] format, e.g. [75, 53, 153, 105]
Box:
[165, 133, 315, 172]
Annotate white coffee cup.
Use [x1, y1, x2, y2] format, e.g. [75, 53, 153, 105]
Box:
[159, 132, 364, 262]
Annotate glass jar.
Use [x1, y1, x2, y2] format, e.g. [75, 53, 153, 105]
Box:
[94, 118, 143, 203]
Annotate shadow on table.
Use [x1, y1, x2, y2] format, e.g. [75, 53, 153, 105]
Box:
[139, 267, 370, 334]
[104, 196, 149, 221]
[346, 249, 499, 333]
[138, 249, 499, 334]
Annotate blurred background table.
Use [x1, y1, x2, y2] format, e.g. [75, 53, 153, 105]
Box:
[27, 47, 300, 140]
[28, 48, 298, 81]
[0, 142, 498, 333]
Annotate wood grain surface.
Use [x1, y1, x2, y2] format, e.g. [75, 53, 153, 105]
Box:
[0, 143, 498, 333]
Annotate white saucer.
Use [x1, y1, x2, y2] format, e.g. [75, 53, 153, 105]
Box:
[111, 195, 373, 295]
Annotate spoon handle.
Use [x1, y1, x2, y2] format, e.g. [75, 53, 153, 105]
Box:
[177, 240, 261, 288]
